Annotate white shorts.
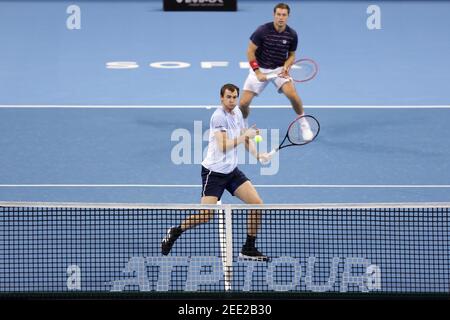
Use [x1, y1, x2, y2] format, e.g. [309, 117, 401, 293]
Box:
[243, 66, 291, 96]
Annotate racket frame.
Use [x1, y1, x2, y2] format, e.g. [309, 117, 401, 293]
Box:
[265, 58, 318, 83]
[269, 114, 320, 156]
[289, 58, 319, 83]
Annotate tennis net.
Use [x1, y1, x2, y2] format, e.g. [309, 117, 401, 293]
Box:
[0, 202, 449, 296]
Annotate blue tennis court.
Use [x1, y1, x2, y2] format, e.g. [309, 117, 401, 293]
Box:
[1, 0, 450, 204]
[0, 0, 449, 299]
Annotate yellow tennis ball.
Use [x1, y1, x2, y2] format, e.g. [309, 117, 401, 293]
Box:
[254, 135, 263, 143]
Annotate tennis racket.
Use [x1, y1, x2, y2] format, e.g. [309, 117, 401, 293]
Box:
[266, 58, 318, 82]
[263, 115, 320, 161]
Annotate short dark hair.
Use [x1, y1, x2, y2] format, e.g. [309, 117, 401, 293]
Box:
[220, 83, 239, 97]
[274, 3, 290, 14]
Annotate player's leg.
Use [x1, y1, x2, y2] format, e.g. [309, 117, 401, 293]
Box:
[234, 181, 262, 206]
[231, 174, 269, 262]
[279, 81, 314, 141]
[240, 70, 268, 119]
[186, 167, 225, 229]
[238, 90, 256, 119]
[161, 196, 219, 256]
[161, 168, 225, 255]
[233, 181, 263, 236]
[180, 196, 218, 230]
[279, 81, 304, 116]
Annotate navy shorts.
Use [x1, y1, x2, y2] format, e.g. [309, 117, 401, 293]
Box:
[201, 166, 250, 200]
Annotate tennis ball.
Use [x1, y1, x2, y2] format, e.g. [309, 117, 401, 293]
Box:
[254, 135, 263, 143]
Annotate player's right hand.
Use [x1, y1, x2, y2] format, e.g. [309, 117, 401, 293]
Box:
[258, 152, 272, 164]
[255, 70, 267, 82]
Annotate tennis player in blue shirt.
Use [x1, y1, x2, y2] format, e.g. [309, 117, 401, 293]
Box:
[161, 83, 271, 261]
[240, 3, 313, 140]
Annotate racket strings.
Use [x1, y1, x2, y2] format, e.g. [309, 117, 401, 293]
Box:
[289, 59, 317, 82]
[287, 116, 319, 144]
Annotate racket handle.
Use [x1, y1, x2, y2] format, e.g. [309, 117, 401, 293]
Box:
[265, 73, 277, 80]
[268, 149, 277, 157]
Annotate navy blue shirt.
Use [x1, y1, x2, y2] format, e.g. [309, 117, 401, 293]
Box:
[250, 22, 298, 69]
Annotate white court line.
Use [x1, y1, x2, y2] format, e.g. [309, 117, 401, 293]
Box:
[0, 105, 450, 109]
[1, 184, 450, 188]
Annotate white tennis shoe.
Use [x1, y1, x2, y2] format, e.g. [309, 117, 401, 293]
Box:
[299, 118, 314, 142]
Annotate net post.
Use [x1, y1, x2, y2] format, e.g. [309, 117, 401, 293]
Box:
[217, 201, 233, 291]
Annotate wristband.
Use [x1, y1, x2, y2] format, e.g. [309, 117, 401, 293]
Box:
[250, 60, 260, 71]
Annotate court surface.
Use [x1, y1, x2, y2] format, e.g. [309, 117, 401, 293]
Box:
[1, 0, 449, 204]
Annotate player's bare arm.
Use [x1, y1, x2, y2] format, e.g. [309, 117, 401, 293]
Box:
[247, 41, 267, 82]
[215, 127, 258, 153]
